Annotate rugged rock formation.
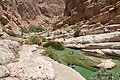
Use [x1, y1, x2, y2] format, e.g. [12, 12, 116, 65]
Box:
[65, 31, 120, 44]
[0, 40, 19, 64]
[54, 0, 120, 35]
[3, 21, 21, 37]
[96, 59, 116, 69]
[0, 40, 85, 80]
[0, 0, 65, 31]
[7, 45, 55, 80]
[45, 57, 86, 80]
[54, 0, 120, 57]
[64, 31, 120, 56]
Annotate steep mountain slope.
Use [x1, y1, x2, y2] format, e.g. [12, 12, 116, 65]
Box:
[0, 0, 65, 28]
[55, 0, 120, 35]
[0, 1, 86, 80]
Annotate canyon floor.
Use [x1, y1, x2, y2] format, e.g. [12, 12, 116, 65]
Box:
[1, 0, 120, 80]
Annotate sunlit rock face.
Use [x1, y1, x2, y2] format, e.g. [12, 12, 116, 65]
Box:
[64, 0, 120, 24]
[64, 31, 120, 56]
[55, 0, 120, 35]
[7, 45, 55, 80]
[0, 0, 65, 28]
[0, 40, 19, 64]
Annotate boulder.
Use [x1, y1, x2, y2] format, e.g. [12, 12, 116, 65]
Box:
[3, 21, 21, 37]
[7, 57, 55, 80]
[18, 45, 38, 60]
[0, 40, 19, 64]
[7, 45, 55, 80]
[0, 45, 15, 64]
[0, 66, 9, 78]
[0, 32, 10, 39]
[44, 57, 86, 80]
[97, 59, 116, 69]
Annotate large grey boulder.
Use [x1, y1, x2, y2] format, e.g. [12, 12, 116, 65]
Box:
[0, 47, 15, 64]
[0, 40, 19, 64]
[0, 32, 10, 39]
[7, 45, 55, 80]
[44, 57, 86, 80]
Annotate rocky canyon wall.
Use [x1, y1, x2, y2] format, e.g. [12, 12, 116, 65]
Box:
[55, 0, 120, 35]
[0, 0, 65, 28]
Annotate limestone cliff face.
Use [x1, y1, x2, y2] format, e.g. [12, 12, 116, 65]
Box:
[64, 0, 120, 23]
[0, 0, 65, 28]
[55, 0, 120, 35]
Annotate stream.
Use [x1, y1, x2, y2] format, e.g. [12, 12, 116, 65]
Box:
[50, 48, 120, 79]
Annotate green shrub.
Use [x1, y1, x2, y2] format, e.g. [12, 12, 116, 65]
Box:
[27, 35, 42, 45]
[89, 69, 120, 80]
[72, 24, 81, 37]
[29, 24, 44, 33]
[20, 26, 29, 35]
[43, 41, 64, 50]
[43, 47, 59, 61]
[54, 31, 62, 35]
[42, 37, 47, 42]
[73, 30, 80, 37]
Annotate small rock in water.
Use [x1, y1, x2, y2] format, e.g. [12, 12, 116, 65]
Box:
[97, 59, 116, 69]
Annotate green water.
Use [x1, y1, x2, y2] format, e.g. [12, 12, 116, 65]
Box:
[74, 66, 93, 79]
[112, 60, 120, 73]
[48, 48, 96, 79]
[45, 48, 120, 80]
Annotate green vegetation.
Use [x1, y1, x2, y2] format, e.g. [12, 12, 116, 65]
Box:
[43, 47, 120, 79]
[29, 24, 44, 33]
[43, 48, 99, 78]
[19, 24, 44, 36]
[20, 26, 29, 35]
[54, 31, 62, 35]
[27, 35, 42, 45]
[42, 37, 47, 42]
[71, 24, 80, 31]
[43, 47, 59, 61]
[73, 30, 80, 37]
[72, 24, 81, 37]
[43, 41, 65, 50]
[89, 69, 120, 80]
